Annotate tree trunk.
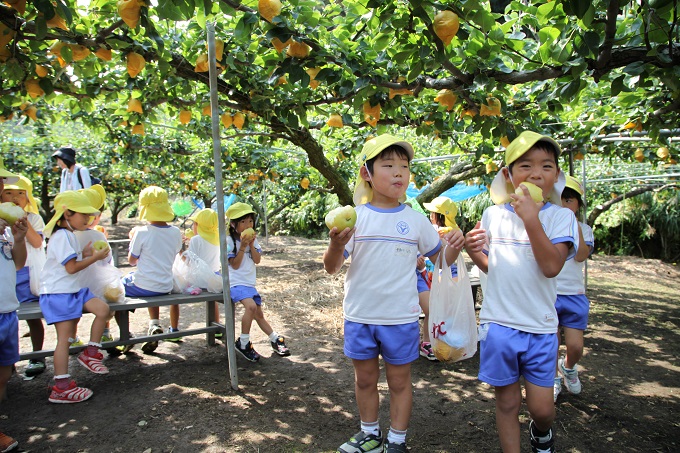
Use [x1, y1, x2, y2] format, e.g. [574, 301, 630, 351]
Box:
[587, 183, 679, 225]
[416, 161, 486, 205]
[110, 199, 133, 225]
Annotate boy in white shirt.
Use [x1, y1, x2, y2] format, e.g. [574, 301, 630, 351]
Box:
[122, 186, 182, 353]
[465, 131, 579, 453]
[324, 134, 464, 453]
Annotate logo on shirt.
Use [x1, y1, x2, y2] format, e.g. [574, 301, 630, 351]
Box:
[395, 221, 410, 235]
[1, 240, 12, 261]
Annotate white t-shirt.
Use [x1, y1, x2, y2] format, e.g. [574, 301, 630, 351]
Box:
[129, 224, 182, 293]
[188, 235, 221, 273]
[343, 203, 441, 326]
[557, 221, 594, 295]
[40, 228, 83, 294]
[0, 231, 20, 313]
[480, 203, 578, 334]
[74, 229, 112, 265]
[59, 164, 91, 192]
[227, 237, 262, 287]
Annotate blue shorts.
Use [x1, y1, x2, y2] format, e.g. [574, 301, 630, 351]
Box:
[343, 320, 419, 365]
[16, 266, 38, 303]
[122, 273, 167, 297]
[478, 323, 558, 388]
[39, 288, 98, 325]
[0, 312, 19, 367]
[556, 294, 590, 330]
[230, 285, 261, 306]
[416, 270, 430, 293]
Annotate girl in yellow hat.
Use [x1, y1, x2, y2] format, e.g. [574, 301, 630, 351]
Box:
[40, 191, 114, 404]
[1, 175, 48, 377]
[226, 202, 290, 361]
[122, 186, 182, 353]
[186, 208, 223, 335]
[417, 196, 465, 362]
[553, 176, 594, 402]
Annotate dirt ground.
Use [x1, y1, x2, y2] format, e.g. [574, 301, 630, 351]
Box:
[2, 218, 679, 452]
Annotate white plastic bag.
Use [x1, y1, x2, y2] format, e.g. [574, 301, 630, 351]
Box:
[172, 251, 223, 294]
[28, 244, 46, 297]
[428, 249, 477, 362]
[79, 261, 125, 304]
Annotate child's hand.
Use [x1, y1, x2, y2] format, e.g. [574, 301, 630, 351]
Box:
[416, 255, 426, 271]
[443, 228, 465, 251]
[92, 243, 109, 261]
[82, 241, 94, 258]
[10, 217, 28, 242]
[510, 184, 542, 222]
[329, 226, 355, 247]
[464, 221, 487, 253]
[0, 218, 7, 231]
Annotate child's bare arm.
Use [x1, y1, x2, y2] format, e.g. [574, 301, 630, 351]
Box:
[323, 227, 354, 274]
[464, 221, 488, 273]
[574, 224, 590, 263]
[25, 222, 43, 249]
[64, 246, 108, 274]
[10, 217, 28, 270]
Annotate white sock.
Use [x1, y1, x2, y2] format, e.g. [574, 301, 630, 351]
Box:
[360, 420, 380, 436]
[149, 319, 160, 328]
[269, 332, 281, 343]
[387, 427, 407, 445]
[240, 334, 250, 345]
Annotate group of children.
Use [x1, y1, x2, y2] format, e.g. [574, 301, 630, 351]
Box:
[0, 158, 290, 453]
[0, 129, 594, 453]
[324, 132, 593, 453]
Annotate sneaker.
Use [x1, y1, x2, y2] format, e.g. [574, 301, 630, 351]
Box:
[100, 333, 114, 344]
[270, 336, 291, 356]
[25, 359, 46, 377]
[77, 351, 109, 374]
[553, 377, 562, 402]
[529, 420, 555, 453]
[419, 342, 438, 361]
[235, 338, 260, 362]
[214, 332, 224, 340]
[142, 324, 163, 354]
[0, 432, 18, 452]
[337, 431, 383, 453]
[165, 327, 182, 343]
[48, 380, 93, 404]
[69, 336, 84, 347]
[382, 440, 408, 453]
[111, 333, 135, 355]
[558, 358, 582, 394]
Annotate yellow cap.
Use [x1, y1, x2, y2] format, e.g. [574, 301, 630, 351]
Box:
[565, 175, 584, 196]
[353, 134, 415, 205]
[226, 202, 255, 220]
[422, 196, 458, 228]
[79, 184, 106, 210]
[0, 156, 19, 184]
[44, 191, 101, 238]
[189, 208, 219, 245]
[138, 186, 174, 222]
[3, 175, 39, 214]
[505, 131, 561, 165]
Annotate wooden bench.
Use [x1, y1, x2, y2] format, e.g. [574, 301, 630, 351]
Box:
[17, 293, 227, 361]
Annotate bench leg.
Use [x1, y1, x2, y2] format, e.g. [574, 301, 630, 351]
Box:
[206, 301, 216, 346]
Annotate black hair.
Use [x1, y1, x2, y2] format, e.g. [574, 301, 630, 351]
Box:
[59, 157, 75, 168]
[561, 187, 583, 209]
[432, 212, 446, 228]
[228, 213, 256, 245]
[365, 145, 411, 175]
[508, 140, 559, 174]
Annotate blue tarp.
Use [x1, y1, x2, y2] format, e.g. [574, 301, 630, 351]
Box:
[406, 182, 487, 202]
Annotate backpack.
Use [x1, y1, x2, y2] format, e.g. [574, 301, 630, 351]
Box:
[77, 166, 102, 186]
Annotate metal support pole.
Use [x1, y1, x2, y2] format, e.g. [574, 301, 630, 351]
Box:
[207, 22, 238, 390]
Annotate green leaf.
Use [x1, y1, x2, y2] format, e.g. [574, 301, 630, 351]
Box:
[559, 78, 581, 99]
[471, 10, 496, 33]
[536, 1, 557, 24]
